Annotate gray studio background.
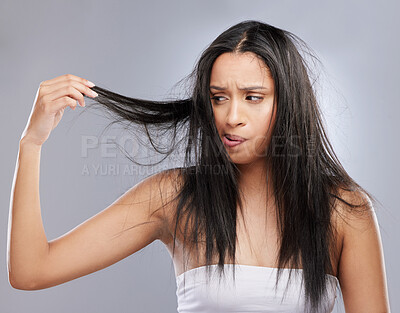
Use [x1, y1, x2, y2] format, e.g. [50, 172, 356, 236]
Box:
[1, 1, 398, 312]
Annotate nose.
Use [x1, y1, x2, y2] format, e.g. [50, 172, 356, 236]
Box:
[225, 97, 246, 127]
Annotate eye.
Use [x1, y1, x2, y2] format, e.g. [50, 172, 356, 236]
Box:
[210, 96, 226, 102]
[246, 96, 263, 102]
[210, 95, 264, 103]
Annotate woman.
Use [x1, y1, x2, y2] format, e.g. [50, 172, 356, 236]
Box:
[7, 20, 390, 312]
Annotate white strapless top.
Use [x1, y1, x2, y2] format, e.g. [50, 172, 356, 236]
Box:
[176, 264, 339, 313]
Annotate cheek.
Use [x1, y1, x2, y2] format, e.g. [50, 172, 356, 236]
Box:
[253, 111, 276, 145]
[212, 109, 223, 130]
[256, 108, 275, 132]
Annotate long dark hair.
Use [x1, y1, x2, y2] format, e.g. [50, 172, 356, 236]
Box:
[84, 20, 378, 312]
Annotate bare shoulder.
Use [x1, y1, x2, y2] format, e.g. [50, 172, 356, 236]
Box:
[332, 188, 390, 312]
[331, 188, 375, 239]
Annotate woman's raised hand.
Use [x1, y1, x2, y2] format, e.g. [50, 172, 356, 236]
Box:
[20, 74, 98, 146]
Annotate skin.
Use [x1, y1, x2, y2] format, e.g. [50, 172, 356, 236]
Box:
[8, 64, 390, 311]
[209, 51, 277, 197]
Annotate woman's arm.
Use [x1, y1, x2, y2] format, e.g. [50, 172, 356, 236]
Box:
[7, 74, 176, 290]
[337, 190, 391, 312]
[8, 139, 174, 290]
[7, 73, 93, 289]
[7, 139, 48, 289]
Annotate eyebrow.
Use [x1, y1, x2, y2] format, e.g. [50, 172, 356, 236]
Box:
[210, 85, 268, 91]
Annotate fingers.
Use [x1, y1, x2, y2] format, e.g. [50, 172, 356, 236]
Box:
[40, 73, 95, 88]
[39, 74, 98, 110]
[52, 96, 78, 111]
[47, 82, 98, 108]
[22, 74, 97, 146]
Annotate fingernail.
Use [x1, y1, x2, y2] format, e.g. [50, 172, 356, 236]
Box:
[91, 90, 99, 97]
[86, 80, 96, 87]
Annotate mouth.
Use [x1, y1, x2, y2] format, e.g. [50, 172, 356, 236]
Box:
[224, 133, 246, 142]
[223, 134, 247, 147]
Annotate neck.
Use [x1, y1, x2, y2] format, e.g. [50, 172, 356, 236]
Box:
[236, 158, 274, 197]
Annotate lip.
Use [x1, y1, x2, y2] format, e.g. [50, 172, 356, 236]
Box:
[222, 134, 247, 148]
[224, 133, 246, 141]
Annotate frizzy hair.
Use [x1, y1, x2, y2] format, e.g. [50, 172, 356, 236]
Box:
[83, 20, 379, 312]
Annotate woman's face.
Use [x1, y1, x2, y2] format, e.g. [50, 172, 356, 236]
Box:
[210, 52, 277, 165]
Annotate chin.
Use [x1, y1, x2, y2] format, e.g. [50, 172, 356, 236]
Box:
[227, 155, 259, 165]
